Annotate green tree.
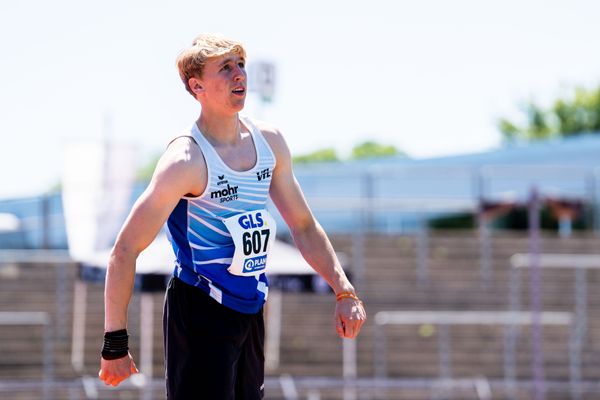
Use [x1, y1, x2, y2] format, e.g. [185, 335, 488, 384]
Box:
[350, 141, 401, 159]
[499, 85, 600, 141]
[293, 148, 339, 164]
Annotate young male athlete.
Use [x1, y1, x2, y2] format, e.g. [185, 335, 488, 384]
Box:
[98, 33, 366, 399]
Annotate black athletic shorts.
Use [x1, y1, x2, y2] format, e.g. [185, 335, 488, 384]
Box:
[163, 277, 265, 400]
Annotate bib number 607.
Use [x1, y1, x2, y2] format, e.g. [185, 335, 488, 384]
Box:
[242, 229, 270, 256]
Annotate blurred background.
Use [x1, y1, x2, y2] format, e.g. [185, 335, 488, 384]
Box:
[2, 0, 600, 399]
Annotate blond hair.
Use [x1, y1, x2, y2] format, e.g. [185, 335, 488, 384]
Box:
[176, 33, 246, 97]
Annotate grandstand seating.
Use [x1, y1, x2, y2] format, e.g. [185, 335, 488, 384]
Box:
[2, 230, 600, 399]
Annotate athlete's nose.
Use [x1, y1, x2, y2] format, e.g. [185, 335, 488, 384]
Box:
[233, 65, 246, 82]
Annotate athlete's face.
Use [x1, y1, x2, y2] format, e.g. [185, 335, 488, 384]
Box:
[193, 53, 247, 113]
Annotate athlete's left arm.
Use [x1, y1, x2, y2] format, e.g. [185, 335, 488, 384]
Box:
[262, 125, 366, 339]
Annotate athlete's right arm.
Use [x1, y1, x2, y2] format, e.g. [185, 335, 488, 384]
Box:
[99, 137, 205, 387]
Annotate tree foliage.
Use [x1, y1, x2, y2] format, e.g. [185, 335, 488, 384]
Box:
[292, 140, 403, 164]
[292, 148, 339, 164]
[498, 85, 600, 141]
[350, 141, 400, 160]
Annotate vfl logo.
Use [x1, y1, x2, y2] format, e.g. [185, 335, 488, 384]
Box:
[256, 168, 271, 181]
[243, 255, 267, 273]
[216, 174, 228, 186]
[211, 184, 238, 203]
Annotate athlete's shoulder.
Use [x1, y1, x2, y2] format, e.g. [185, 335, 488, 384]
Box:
[159, 129, 205, 182]
[165, 135, 201, 162]
[247, 118, 282, 137]
[167, 126, 198, 149]
[153, 133, 205, 196]
[246, 117, 288, 156]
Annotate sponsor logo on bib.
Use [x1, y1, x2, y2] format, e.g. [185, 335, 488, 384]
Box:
[238, 212, 264, 229]
[243, 255, 267, 273]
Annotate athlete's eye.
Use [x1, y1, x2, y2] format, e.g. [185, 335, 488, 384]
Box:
[238, 62, 245, 69]
[221, 64, 231, 72]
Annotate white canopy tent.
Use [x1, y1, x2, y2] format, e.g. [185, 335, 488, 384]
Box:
[78, 231, 319, 278]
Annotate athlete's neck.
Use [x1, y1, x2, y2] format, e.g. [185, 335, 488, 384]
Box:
[197, 113, 242, 146]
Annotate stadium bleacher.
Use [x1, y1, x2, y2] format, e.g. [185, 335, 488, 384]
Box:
[2, 230, 600, 399]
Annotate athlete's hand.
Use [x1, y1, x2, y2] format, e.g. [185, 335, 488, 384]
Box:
[99, 353, 139, 387]
[335, 297, 366, 339]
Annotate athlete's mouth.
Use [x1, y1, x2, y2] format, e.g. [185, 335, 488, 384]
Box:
[232, 87, 246, 95]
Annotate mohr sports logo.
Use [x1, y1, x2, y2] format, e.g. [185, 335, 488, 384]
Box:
[211, 184, 238, 203]
[256, 168, 271, 181]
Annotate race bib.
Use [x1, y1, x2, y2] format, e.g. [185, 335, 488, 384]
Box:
[222, 209, 277, 276]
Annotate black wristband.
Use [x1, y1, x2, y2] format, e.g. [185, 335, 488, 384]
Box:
[101, 329, 129, 360]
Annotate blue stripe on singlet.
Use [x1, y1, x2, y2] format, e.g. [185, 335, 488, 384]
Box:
[169, 116, 275, 314]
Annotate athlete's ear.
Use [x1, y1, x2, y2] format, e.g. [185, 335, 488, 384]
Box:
[189, 77, 204, 95]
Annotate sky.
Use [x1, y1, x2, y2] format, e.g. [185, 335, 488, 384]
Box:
[1, 0, 600, 198]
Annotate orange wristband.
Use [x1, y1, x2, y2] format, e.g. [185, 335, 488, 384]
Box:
[336, 292, 360, 302]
